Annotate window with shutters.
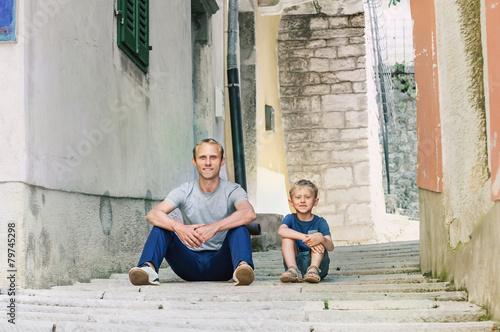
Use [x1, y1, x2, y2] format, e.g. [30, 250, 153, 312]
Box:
[117, 0, 149, 73]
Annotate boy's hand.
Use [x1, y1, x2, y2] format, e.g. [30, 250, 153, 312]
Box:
[303, 232, 324, 247]
[309, 244, 325, 254]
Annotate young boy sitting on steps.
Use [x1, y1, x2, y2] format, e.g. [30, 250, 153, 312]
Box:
[278, 179, 334, 283]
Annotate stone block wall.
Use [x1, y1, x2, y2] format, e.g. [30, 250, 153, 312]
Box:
[384, 68, 418, 219]
[278, 13, 378, 244]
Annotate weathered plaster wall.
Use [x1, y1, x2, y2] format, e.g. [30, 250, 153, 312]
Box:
[192, 5, 227, 175]
[0, 183, 167, 288]
[239, 11, 258, 204]
[24, 1, 197, 198]
[434, 0, 489, 239]
[419, 189, 500, 320]
[0, 0, 226, 288]
[277, 11, 383, 244]
[0, 0, 26, 289]
[415, 0, 500, 321]
[0, 0, 25, 182]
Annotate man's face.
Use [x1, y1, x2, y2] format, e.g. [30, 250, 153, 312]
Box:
[192, 142, 225, 181]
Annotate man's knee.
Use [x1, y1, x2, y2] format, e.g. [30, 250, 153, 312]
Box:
[150, 226, 174, 238]
[229, 225, 250, 235]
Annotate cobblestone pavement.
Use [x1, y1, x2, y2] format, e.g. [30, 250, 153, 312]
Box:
[1, 240, 498, 331]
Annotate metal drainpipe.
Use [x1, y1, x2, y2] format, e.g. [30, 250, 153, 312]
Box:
[227, 0, 260, 236]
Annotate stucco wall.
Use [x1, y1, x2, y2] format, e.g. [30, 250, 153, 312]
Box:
[0, 0, 226, 288]
[0, 1, 25, 182]
[24, 1, 198, 198]
[434, 0, 489, 238]
[0, 183, 166, 288]
[419, 189, 500, 320]
[239, 11, 258, 205]
[414, 0, 500, 321]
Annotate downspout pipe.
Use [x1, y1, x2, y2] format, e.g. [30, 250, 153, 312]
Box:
[227, 0, 260, 236]
[227, 0, 247, 192]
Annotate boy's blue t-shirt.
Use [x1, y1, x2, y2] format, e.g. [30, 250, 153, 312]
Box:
[282, 213, 331, 252]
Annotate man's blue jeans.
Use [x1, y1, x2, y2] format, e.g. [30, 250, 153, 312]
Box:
[138, 225, 253, 281]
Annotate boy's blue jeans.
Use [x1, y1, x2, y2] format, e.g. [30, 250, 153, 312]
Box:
[138, 225, 253, 281]
[284, 250, 330, 280]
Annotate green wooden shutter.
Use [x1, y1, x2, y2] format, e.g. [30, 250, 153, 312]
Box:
[136, 0, 149, 67]
[117, 0, 149, 73]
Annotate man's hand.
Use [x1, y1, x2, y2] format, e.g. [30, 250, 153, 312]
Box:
[175, 224, 205, 248]
[194, 223, 219, 243]
[303, 232, 324, 248]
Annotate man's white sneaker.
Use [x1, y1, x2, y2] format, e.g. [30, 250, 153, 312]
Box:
[233, 262, 254, 286]
[129, 263, 160, 286]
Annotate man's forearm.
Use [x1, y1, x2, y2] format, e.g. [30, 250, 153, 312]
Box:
[145, 208, 183, 231]
[211, 207, 256, 233]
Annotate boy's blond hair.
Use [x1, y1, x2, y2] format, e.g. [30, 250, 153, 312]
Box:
[289, 179, 318, 199]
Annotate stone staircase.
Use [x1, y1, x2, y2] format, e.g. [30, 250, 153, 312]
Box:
[1, 240, 498, 331]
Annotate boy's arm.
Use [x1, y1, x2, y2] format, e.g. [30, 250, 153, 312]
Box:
[278, 224, 307, 241]
[303, 233, 335, 251]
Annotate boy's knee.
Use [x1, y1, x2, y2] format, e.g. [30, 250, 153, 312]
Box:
[281, 238, 297, 252]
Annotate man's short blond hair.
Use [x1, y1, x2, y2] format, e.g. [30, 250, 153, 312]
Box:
[193, 138, 225, 160]
[289, 179, 318, 199]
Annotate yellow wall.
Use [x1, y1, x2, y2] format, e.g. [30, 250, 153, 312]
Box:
[255, 10, 291, 215]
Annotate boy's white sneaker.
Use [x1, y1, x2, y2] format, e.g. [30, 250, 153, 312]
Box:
[233, 262, 254, 286]
[129, 263, 160, 286]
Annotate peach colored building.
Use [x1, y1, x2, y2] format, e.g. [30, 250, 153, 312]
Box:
[412, 0, 500, 320]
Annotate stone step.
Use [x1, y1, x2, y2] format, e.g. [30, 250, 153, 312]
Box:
[8, 301, 486, 324]
[3, 241, 496, 331]
[13, 289, 468, 303]
[256, 262, 422, 271]
[310, 322, 498, 332]
[255, 273, 430, 283]
[306, 307, 486, 324]
[4, 295, 470, 310]
[1, 320, 496, 332]
[2, 320, 498, 332]
[0, 319, 311, 332]
[22, 280, 453, 296]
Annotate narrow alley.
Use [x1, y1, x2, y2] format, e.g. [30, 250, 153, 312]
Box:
[1, 240, 497, 331]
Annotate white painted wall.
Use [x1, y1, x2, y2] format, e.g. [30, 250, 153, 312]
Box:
[0, 1, 25, 182]
[0, 0, 226, 288]
[23, 1, 198, 199]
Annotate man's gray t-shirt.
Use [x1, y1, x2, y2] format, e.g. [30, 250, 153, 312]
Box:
[165, 178, 248, 251]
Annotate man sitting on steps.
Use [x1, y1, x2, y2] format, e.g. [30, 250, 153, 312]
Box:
[129, 138, 255, 286]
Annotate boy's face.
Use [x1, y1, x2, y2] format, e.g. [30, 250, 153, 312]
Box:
[289, 187, 318, 215]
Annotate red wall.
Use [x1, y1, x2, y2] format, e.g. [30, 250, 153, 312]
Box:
[485, 0, 500, 201]
[411, 0, 443, 193]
